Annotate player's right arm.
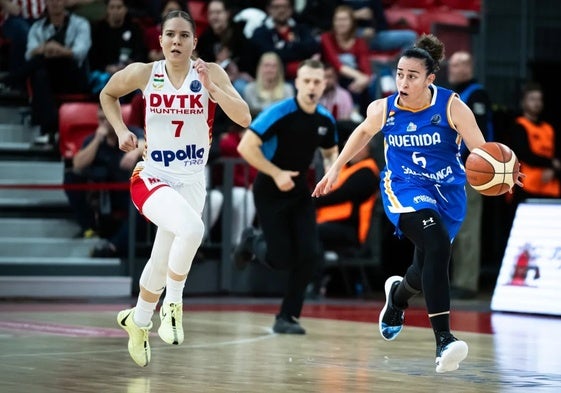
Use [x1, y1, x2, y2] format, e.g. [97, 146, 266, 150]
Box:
[312, 98, 385, 197]
[450, 96, 486, 152]
[100, 62, 152, 152]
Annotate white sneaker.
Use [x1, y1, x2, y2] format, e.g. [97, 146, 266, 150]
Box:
[117, 308, 152, 367]
[435, 333, 468, 373]
[158, 302, 184, 345]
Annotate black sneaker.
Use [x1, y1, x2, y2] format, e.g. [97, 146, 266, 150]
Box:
[378, 275, 404, 341]
[272, 316, 306, 334]
[233, 227, 256, 270]
[435, 332, 468, 373]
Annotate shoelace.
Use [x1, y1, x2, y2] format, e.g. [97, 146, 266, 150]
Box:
[170, 304, 182, 325]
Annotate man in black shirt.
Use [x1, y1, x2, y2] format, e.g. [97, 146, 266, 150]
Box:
[235, 59, 338, 334]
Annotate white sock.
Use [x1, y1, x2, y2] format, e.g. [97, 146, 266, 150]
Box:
[133, 298, 157, 327]
[163, 277, 186, 304]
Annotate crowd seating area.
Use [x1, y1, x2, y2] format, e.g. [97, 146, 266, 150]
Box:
[0, 0, 482, 297]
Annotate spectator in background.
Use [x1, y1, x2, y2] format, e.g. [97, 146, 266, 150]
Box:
[65, 0, 105, 22]
[338, 0, 417, 53]
[447, 51, 494, 300]
[319, 64, 355, 121]
[196, 0, 256, 95]
[321, 5, 375, 115]
[311, 141, 379, 297]
[250, 0, 320, 80]
[510, 82, 561, 205]
[242, 51, 294, 117]
[64, 106, 144, 244]
[15, 0, 91, 145]
[88, 0, 147, 96]
[319, 63, 361, 142]
[294, 0, 337, 35]
[144, 0, 184, 62]
[0, 0, 46, 93]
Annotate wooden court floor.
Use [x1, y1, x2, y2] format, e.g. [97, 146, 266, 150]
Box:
[0, 297, 560, 393]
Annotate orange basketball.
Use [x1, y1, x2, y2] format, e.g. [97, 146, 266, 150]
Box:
[465, 142, 519, 196]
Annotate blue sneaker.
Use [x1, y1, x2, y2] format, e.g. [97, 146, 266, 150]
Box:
[379, 275, 404, 341]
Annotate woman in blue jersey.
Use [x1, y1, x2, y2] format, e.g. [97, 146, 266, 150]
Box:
[313, 34, 521, 373]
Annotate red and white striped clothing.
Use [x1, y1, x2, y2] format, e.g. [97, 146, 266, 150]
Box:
[1, 0, 45, 24]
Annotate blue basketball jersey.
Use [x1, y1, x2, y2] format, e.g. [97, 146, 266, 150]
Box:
[379, 85, 467, 239]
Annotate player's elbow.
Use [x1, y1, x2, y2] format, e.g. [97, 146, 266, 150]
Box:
[238, 112, 252, 128]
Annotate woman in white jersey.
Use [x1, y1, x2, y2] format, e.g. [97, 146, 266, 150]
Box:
[99, 10, 251, 367]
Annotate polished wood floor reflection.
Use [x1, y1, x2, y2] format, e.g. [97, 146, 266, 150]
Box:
[0, 298, 560, 392]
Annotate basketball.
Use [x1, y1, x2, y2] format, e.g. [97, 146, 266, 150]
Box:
[465, 142, 519, 196]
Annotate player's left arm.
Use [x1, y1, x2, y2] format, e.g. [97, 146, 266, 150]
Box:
[194, 59, 251, 128]
[450, 96, 486, 152]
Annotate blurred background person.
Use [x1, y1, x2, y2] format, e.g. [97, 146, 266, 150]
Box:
[196, 0, 256, 95]
[20, 0, 91, 145]
[64, 105, 144, 245]
[510, 82, 561, 207]
[242, 51, 294, 117]
[321, 5, 376, 116]
[447, 50, 494, 300]
[311, 141, 379, 298]
[88, 0, 147, 96]
[0, 0, 46, 94]
[250, 0, 320, 81]
[337, 0, 417, 53]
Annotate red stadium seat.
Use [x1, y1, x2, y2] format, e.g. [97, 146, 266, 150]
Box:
[417, 8, 469, 34]
[392, 0, 436, 9]
[385, 7, 422, 34]
[438, 0, 481, 12]
[58, 102, 98, 159]
[58, 102, 133, 159]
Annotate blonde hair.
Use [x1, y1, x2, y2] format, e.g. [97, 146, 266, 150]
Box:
[255, 52, 287, 102]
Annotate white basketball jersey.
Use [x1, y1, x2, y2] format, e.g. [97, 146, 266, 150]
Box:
[142, 60, 216, 179]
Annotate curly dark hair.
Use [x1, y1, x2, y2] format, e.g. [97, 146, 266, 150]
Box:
[401, 34, 445, 75]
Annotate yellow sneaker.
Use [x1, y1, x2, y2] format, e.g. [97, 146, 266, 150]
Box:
[117, 308, 152, 367]
[158, 302, 184, 345]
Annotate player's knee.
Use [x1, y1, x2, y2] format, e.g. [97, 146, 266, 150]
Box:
[176, 218, 205, 245]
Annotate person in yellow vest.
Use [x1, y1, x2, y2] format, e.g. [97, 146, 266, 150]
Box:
[311, 142, 379, 296]
[510, 82, 561, 205]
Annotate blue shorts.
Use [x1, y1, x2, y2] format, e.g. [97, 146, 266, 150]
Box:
[381, 180, 467, 240]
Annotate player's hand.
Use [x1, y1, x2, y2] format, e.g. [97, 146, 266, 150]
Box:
[193, 58, 213, 90]
[510, 163, 525, 193]
[274, 170, 299, 192]
[118, 130, 138, 152]
[312, 167, 340, 197]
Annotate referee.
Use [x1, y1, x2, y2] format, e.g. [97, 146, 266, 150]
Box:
[235, 59, 339, 334]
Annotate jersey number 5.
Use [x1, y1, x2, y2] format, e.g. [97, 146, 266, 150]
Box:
[412, 151, 427, 168]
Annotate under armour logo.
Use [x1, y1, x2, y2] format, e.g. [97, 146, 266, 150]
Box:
[422, 217, 435, 228]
